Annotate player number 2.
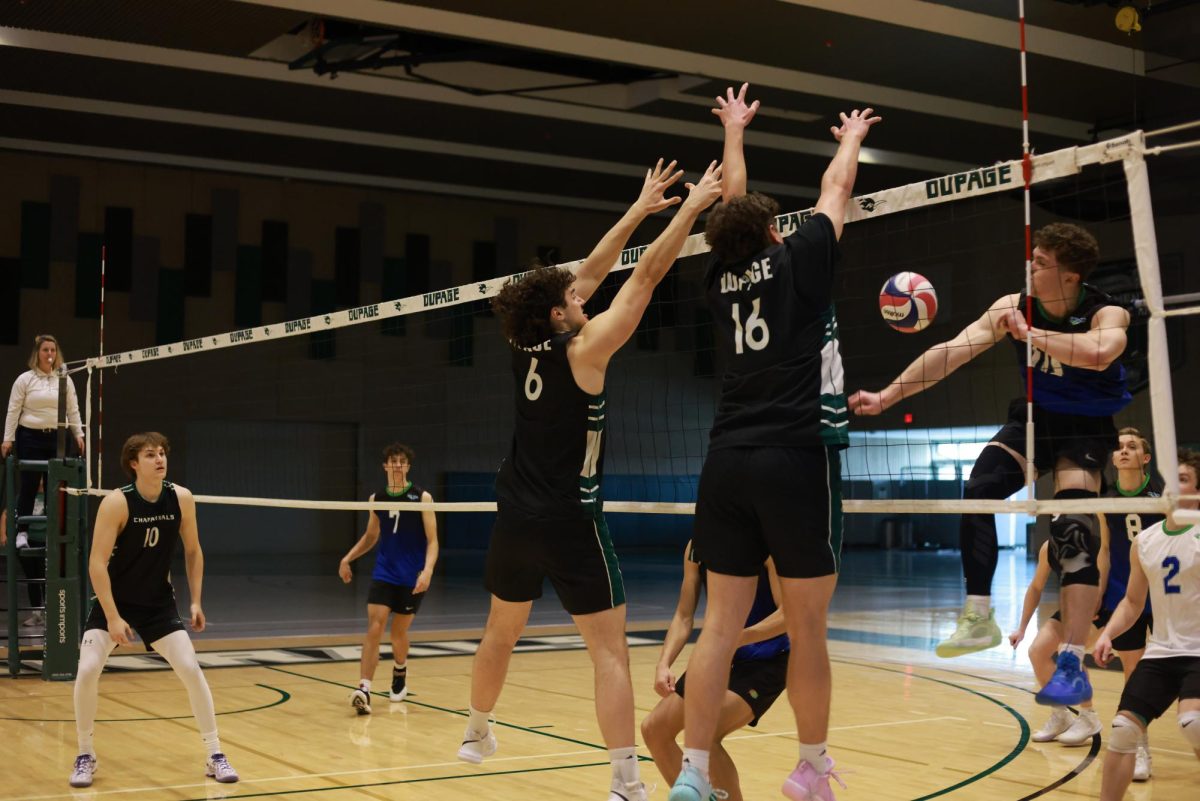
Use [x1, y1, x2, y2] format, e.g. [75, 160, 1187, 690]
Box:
[524, 357, 543, 401]
[731, 299, 770, 355]
[1162, 556, 1182, 595]
[144, 526, 159, 547]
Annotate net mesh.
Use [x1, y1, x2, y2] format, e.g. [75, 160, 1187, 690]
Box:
[69, 131, 1197, 564]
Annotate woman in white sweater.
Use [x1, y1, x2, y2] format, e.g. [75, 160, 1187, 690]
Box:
[2, 335, 84, 626]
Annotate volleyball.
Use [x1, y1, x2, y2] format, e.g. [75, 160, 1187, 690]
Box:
[879, 272, 938, 333]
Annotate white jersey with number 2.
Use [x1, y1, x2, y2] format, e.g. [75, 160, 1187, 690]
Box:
[1138, 520, 1200, 659]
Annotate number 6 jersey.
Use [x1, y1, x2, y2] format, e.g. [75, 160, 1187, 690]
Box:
[704, 212, 847, 451]
[1137, 518, 1200, 659]
[495, 331, 606, 520]
[108, 482, 182, 607]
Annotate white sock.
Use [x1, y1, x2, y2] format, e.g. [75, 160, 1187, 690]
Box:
[798, 742, 828, 772]
[682, 748, 710, 780]
[393, 661, 407, 673]
[359, 678, 372, 691]
[202, 730, 222, 757]
[966, 595, 990, 616]
[468, 705, 492, 733]
[609, 746, 639, 784]
[1063, 643, 1086, 660]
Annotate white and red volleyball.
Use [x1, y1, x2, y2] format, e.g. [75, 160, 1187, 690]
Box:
[879, 272, 937, 333]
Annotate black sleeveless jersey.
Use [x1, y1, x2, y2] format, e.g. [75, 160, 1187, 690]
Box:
[108, 482, 182, 607]
[704, 212, 848, 451]
[495, 331, 606, 520]
[1010, 284, 1130, 416]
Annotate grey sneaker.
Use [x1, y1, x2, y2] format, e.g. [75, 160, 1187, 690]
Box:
[206, 752, 239, 783]
[69, 754, 97, 787]
[935, 608, 1002, 658]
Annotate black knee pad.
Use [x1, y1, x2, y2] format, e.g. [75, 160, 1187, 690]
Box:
[1050, 489, 1100, 586]
[964, 446, 1025, 500]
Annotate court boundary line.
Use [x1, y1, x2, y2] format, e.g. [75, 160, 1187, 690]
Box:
[0, 682, 290, 723]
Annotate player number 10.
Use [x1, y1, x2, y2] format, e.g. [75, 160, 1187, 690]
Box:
[144, 526, 159, 547]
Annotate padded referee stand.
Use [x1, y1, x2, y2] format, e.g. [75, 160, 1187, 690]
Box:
[43, 458, 86, 681]
[2, 456, 85, 679]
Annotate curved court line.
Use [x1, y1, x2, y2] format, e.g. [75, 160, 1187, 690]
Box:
[833, 659, 1031, 801]
[0, 683, 290, 722]
[263, 665, 610, 751]
[926, 664, 1102, 800]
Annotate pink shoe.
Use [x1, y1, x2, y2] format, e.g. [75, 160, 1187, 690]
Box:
[782, 757, 845, 801]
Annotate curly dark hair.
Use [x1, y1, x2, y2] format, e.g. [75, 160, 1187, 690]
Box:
[492, 266, 575, 348]
[704, 192, 781, 264]
[1034, 223, 1099, 279]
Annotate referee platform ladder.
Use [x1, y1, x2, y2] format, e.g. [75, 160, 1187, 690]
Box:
[3, 456, 88, 679]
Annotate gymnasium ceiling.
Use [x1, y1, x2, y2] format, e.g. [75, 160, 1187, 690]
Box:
[0, 0, 1198, 213]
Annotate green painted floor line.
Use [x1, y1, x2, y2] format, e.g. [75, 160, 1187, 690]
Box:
[0, 683, 290, 722]
[176, 760, 613, 801]
[836, 659, 1031, 801]
[263, 665, 608, 751]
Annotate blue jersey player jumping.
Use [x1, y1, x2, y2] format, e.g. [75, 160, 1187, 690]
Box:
[851, 222, 1131, 708]
[339, 442, 438, 714]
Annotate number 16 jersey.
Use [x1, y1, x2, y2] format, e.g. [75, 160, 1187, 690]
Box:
[495, 331, 606, 520]
[704, 212, 848, 452]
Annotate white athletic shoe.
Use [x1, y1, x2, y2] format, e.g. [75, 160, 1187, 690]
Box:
[1032, 707, 1073, 743]
[390, 669, 408, 702]
[205, 753, 239, 783]
[935, 608, 1002, 658]
[609, 780, 649, 801]
[69, 754, 97, 787]
[15, 531, 29, 550]
[457, 723, 497, 764]
[21, 610, 45, 629]
[1133, 744, 1152, 781]
[350, 687, 372, 715]
[1056, 708, 1101, 746]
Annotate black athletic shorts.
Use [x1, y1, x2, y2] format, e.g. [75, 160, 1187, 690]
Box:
[1118, 656, 1200, 724]
[367, 579, 424, 615]
[84, 599, 185, 652]
[675, 650, 790, 727]
[992, 398, 1117, 473]
[1050, 608, 1152, 652]
[693, 446, 842, 579]
[485, 505, 625, 616]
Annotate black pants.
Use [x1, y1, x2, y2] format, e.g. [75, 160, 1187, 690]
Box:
[14, 426, 77, 608]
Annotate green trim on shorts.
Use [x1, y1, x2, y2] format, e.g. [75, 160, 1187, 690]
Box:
[592, 506, 625, 607]
[827, 446, 844, 574]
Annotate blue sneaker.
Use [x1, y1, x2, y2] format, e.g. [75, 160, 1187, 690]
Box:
[668, 764, 711, 801]
[1035, 651, 1092, 706]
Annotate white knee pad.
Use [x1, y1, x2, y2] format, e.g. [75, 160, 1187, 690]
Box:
[1179, 710, 1200, 750]
[1108, 715, 1141, 754]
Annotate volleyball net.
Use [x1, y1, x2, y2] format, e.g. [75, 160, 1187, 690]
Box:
[60, 125, 1200, 560]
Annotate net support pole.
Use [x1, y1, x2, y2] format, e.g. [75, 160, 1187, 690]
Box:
[1018, 0, 1037, 506]
[84, 366, 92, 491]
[97, 244, 105, 489]
[1123, 143, 1189, 520]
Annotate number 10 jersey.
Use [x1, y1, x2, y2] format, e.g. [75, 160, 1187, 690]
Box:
[108, 482, 182, 607]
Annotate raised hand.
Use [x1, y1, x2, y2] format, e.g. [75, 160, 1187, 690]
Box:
[634, 158, 685, 215]
[683, 161, 724, 209]
[712, 82, 760, 129]
[831, 107, 883, 143]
